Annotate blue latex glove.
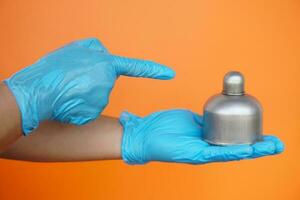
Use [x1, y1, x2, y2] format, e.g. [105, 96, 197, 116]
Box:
[5, 38, 175, 135]
[120, 109, 284, 164]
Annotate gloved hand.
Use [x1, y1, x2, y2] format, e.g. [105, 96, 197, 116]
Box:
[120, 109, 284, 164]
[5, 38, 175, 135]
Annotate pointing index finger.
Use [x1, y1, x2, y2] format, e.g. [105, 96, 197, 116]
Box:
[111, 55, 176, 80]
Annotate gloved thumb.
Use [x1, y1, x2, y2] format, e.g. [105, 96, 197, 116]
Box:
[112, 55, 175, 80]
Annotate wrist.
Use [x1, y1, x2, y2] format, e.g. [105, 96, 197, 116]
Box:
[119, 111, 148, 165]
[0, 82, 22, 152]
[4, 79, 40, 135]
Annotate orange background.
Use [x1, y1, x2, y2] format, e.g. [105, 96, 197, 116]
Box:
[0, 0, 299, 199]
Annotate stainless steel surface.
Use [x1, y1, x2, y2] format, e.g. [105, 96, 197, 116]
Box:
[202, 71, 262, 145]
[222, 71, 245, 95]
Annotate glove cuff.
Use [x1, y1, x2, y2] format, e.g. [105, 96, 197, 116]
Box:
[119, 111, 148, 165]
[4, 79, 39, 135]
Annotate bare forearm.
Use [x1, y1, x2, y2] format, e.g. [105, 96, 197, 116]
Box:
[0, 82, 22, 153]
[0, 116, 123, 162]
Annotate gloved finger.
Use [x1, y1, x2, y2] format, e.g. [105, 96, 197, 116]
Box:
[250, 136, 283, 158]
[251, 140, 276, 158]
[262, 135, 285, 154]
[70, 38, 109, 53]
[111, 55, 176, 80]
[197, 145, 253, 163]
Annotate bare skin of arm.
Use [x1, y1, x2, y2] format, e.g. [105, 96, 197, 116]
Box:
[0, 81, 122, 162]
[0, 83, 22, 153]
[0, 116, 123, 162]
